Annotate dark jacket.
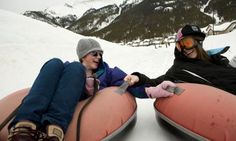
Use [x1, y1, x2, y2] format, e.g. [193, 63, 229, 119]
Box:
[134, 46, 236, 95]
[96, 60, 148, 98]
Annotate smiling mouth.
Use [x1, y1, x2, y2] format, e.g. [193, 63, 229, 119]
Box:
[93, 60, 100, 65]
[184, 49, 194, 56]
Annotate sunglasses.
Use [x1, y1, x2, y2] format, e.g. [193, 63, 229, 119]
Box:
[89, 51, 103, 57]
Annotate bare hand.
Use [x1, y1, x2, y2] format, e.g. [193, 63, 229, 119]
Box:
[124, 74, 139, 86]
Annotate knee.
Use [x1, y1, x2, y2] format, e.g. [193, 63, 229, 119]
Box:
[39, 58, 64, 74]
[44, 58, 64, 69]
[66, 62, 85, 76]
[48, 58, 63, 65]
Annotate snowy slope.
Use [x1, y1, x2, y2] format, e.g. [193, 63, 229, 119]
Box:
[1, 9, 236, 141]
[0, 9, 175, 98]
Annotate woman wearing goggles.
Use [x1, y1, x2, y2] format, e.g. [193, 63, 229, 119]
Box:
[176, 36, 206, 59]
[123, 24, 236, 97]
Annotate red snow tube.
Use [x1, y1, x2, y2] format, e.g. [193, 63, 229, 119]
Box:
[0, 87, 137, 141]
[154, 83, 236, 141]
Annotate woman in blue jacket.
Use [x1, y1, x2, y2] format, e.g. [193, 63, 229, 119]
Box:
[7, 38, 175, 141]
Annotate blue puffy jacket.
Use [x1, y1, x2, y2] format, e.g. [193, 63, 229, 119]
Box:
[95, 60, 148, 98]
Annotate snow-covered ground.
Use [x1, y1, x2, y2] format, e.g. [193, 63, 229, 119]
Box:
[0, 9, 236, 141]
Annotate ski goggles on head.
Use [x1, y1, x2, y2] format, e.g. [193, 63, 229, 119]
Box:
[89, 51, 103, 57]
[176, 36, 198, 50]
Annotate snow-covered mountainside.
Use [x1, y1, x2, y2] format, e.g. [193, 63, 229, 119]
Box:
[23, 0, 236, 44]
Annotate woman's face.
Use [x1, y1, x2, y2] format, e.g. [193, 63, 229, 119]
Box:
[181, 48, 198, 59]
[176, 36, 198, 59]
[81, 51, 103, 70]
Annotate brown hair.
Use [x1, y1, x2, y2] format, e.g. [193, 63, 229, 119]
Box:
[195, 46, 212, 61]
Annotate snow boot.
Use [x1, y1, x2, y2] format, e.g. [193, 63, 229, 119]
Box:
[44, 125, 64, 141]
[7, 121, 45, 141]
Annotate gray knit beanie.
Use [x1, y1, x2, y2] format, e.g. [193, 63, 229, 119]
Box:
[76, 38, 103, 59]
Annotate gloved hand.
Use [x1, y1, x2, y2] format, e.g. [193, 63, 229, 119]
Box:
[145, 81, 176, 98]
